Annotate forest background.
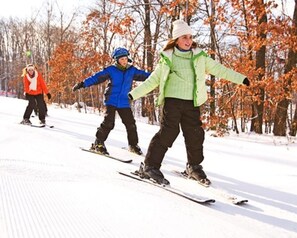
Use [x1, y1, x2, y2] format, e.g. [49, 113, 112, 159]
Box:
[0, 0, 296, 137]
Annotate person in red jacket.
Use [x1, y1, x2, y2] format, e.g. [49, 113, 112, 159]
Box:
[20, 64, 51, 125]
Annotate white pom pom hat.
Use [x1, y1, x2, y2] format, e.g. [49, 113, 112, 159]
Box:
[172, 19, 193, 39]
[26, 64, 35, 71]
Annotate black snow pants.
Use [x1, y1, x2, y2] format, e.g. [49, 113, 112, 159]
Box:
[95, 106, 139, 146]
[144, 98, 205, 168]
[23, 94, 47, 121]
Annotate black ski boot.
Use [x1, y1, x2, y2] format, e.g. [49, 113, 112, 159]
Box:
[20, 118, 32, 125]
[90, 141, 109, 155]
[186, 163, 211, 186]
[40, 119, 46, 125]
[128, 144, 143, 155]
[138, 162, 169, 185]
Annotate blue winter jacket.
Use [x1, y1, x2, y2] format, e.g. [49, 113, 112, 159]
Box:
[83, 64, 150, 108]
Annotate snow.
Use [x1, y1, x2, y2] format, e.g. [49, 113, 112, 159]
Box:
[0, 96, 296, 238]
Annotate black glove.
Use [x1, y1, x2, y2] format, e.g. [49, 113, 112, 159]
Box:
[243, 78, 250, 86]
[47, 93, 51, 100]
[72, 82, 85, 92]
[24, 93, 29, 100]
[128, 93, 133, 101]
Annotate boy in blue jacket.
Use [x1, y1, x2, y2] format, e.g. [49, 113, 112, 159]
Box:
[73, 47, 150, 155]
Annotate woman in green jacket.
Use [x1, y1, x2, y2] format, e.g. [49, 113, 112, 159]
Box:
[129, 19, 250, 185]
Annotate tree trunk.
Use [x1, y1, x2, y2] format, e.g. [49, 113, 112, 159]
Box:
[209, 0, 216, 129]
[290, 106, 297, 136]
[142, 0, 156, 124]
[273, 0, 297, 136]
[253, 0, 267, 134]
[273, 99, 289, 136]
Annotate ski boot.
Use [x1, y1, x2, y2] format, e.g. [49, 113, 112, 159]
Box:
[137, 162, 169, 185]
[90, 141, 109, 155]
[40, 119, 46, 126]
[186, 163, 211, 186]
[20, 118, 32, 125]
[128, 144, 143, 155]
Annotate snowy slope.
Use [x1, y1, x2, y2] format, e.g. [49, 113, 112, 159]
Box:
[0, 96, 296, 238]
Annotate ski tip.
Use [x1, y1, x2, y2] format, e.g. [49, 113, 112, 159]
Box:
[209, 199, 216, 203]
[229, 196, 249, 205]
[232, 199, 249, 205]
[121, 159, 133, 163]
[205, 199, 216, 203]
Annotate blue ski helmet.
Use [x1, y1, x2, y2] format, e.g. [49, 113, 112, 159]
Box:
[111, 47, 130, 60]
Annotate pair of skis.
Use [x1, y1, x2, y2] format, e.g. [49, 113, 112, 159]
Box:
[80, 148, 213, 204]
[80, 147, 248, 206]
[119, 170, 248, 206]
[20, 122, 54, 128]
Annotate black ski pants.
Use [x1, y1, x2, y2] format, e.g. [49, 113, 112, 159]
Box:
[95, 106, 139, 146]
[144, 98, 205, 168]
[23, 94, 46, 121]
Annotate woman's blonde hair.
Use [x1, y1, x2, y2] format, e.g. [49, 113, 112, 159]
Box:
[163, 38, 197, 51]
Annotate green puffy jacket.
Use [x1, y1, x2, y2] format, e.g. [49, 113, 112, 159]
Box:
[129, 48, 246, 107]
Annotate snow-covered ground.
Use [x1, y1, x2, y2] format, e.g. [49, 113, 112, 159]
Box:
[0, 96, 296, 238]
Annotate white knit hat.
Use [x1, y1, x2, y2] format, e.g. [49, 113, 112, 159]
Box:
[26, 64, 35, 71]
[172, 19, 193, 39]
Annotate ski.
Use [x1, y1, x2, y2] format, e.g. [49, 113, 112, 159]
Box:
[118, 171, 215, 205]
[80, 147, 132, 163]
[172, 170, 248, 205]
[32, 124, 54, 128]
[30, 124, 45, 128]
[20, 122, 54, 128]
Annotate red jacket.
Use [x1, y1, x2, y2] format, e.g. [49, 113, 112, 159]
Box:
[24, 71, 49, 95]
